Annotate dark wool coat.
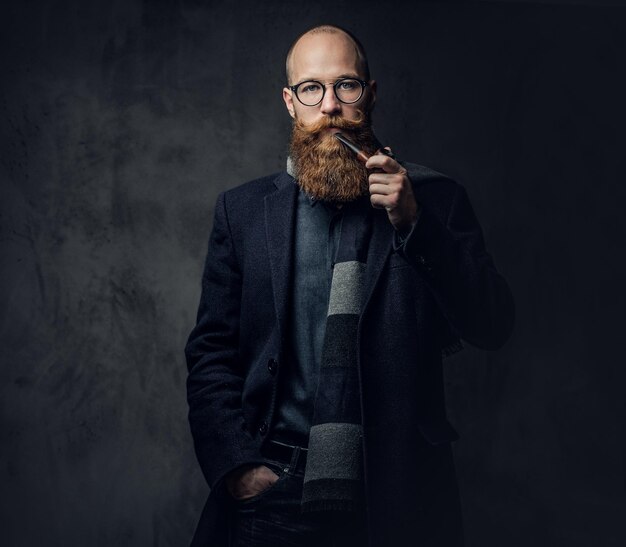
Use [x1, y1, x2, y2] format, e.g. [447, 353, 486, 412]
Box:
[185, 163, 515, 547]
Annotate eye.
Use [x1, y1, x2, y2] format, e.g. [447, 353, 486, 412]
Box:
[338, 80, 358, 90]
[300, 82, 322, 94]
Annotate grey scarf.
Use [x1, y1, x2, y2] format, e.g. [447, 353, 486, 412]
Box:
[301, 194, 372, 513]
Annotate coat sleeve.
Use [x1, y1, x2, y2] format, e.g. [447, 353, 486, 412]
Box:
[185, 191, 265, 492]
[398, 181, 515, 350]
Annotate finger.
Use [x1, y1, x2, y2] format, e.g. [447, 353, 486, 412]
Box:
[368, 182, 394, 195]
[370, 194, 394, 210]
[365, 154, 405, 174]
[368, 172, 404, 187]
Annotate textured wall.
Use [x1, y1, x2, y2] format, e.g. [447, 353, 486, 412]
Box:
[1, 1, 624, 546]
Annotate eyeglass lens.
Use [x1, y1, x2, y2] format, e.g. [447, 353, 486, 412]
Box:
[296, 79, 363, 106]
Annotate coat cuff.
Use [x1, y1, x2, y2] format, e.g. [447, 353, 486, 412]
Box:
[395, 201, 450, 279]
[392, 204, 422, 253]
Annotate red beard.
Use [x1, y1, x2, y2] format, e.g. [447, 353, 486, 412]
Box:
[289, 112, 379, 203]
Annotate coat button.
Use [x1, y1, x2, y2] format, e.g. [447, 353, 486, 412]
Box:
[417, 255, 433, 272]
[267, 358, 278, 375]
[258, 422, 268, 435]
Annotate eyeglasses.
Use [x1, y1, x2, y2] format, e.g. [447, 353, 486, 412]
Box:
[289, 78, 368, 107]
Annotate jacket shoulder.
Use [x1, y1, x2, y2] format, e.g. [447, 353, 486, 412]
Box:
[401, 161, 456, 189]
[216, 172, 294, 236]
[222, 171, 290, 202]
[401, 160, 461, 211]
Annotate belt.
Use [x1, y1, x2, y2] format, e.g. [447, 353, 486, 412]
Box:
[261, 439, 308, 473]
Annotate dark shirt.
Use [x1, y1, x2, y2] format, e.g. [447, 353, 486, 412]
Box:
[271, 189, 343, 447]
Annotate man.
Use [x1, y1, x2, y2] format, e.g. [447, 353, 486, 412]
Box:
[185, 25, 514, 547]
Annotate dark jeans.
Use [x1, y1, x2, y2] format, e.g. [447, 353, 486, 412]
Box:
[226, 448, 368, 547]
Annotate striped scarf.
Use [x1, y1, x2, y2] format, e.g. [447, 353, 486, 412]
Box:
[301, 195, 372, 513]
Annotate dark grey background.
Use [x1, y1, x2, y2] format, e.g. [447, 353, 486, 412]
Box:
[1, 0, 624, 545]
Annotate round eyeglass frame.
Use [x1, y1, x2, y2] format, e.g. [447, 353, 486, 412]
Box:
[288, 78, 369, 107]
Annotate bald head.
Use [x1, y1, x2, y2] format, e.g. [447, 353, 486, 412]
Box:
[285, 25, 370, 85]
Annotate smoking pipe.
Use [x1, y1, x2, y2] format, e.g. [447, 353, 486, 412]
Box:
[333, 133, 395, 165]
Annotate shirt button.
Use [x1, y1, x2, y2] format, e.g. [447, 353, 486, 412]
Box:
[259, 422, 268, 435]
[267, 358, 278, 375]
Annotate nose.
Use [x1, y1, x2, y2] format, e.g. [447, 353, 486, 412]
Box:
[319, 84, 342, 116]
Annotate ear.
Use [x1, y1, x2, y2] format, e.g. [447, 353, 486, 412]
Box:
[367, 79, 377, 112]
[283, 87, 296, 119]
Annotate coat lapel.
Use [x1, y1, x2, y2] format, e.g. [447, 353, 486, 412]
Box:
[361, 209, 394, 317]
[265, 171, 298, 342]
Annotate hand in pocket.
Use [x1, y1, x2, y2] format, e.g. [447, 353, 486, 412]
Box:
[226, 464, 280, 501]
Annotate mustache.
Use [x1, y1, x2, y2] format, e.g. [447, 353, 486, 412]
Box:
[293, 112, 368, 136]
